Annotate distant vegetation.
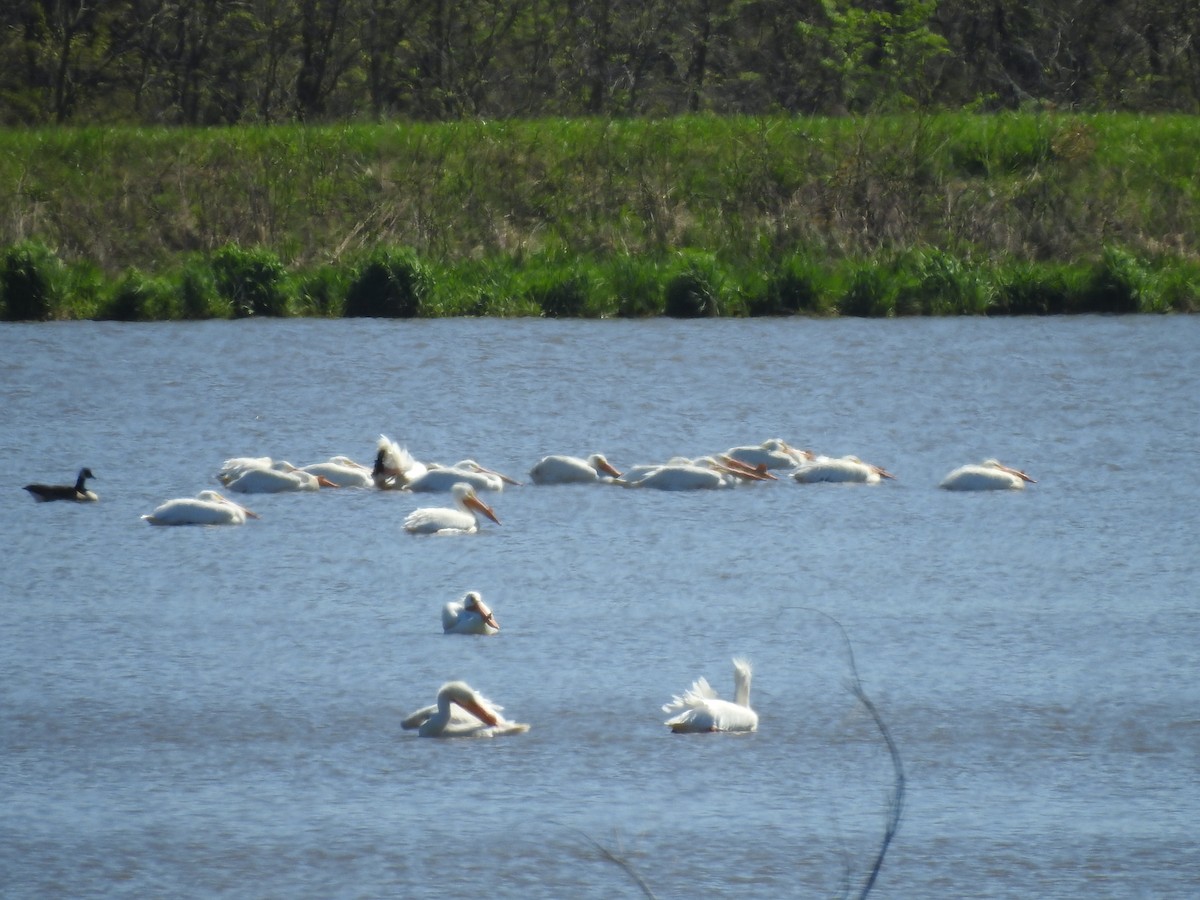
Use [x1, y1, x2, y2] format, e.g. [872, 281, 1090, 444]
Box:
[1, 113, 1196, 320]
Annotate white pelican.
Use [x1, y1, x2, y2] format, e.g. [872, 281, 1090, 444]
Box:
[223, 466, 337, 493]
[620, 456, 765, 490]
[403, 482, 501, 534]
[401, 681, 530, 737]
[663, 658, 758, 733]
[300, 455, 374, 487]
[792, 455, 895, 484]
[442, 591, 500, 635]
[940, 459, 1037, 491]
[407, 460, 518, 492]
[372, 435, 428, 489]
[143, 490, 259, 525]
[722, 438, 811, 470]
[529, 453, 622, 484]
[24, 467, 98, 502]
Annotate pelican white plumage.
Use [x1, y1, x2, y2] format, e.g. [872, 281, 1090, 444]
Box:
[403, 482, 501, 534]
[24, 467, 98, 502]
[401, 681, 530, 737]
[620, 456, 763, 490]
[792, 454, 896, 484]
[407, 460, 519, 492]
[372, 435, 428, 490]
[300, 455, 374, 487]
[663, 658, 758, 733]
[143, 490, 259, 526]
[529, 453, 622, 484]
[442, 591, 500, 634]
[722, 439, 810, 470]
[222, 465, 337, 493]
[940, 459, 1037, 491]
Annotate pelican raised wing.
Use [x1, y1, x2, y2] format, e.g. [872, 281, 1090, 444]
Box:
[24, 467, 98, 502]
[404, 482, 501, 534]
[940, 459, 1036, 491]
[401, 681, 529, 737]
[529, 453, 622, 484]
[143, 490, 259, 525]
[372, 435, 428, 490]
[442, 591, 500, 634]
[793, 454, 895, 484]
[663, 658, 758, 733]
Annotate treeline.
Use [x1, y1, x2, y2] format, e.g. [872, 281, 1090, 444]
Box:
[3, 0, 1199, 126]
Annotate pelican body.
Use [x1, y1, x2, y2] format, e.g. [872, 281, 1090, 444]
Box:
[223, 465, 336, 493]
[442, 591, 500, 634]
[663, 658, 758, 733]
[723, 439, 810, 470]
[143, 490, 259, 525]
[24, 467, 98, 502]
[300, 456, 374, 487]
[529, 453, 621, 484]
[404, 482, 501, 534]
[940, 459, 1036, 491]
[401, 681, 529, 737]
[792, 455, 895, 484]
[407, 460, 517, 493]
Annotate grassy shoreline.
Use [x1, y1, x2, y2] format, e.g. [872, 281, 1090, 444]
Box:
[2, 113, 1197, 319]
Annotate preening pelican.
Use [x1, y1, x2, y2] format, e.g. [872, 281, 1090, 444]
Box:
[24, 467, 98, 502]
[940, 459, 1036, 491]
[442, 591, 500, 634]
[792, 455, 895, 484]
[722, 439, 810, 470]
[403, 482, 501, 534]
[529, 453, 622, 484]
[300, 455, 374, 487]
[663, 658, 758, 733]
[223, 465, 337, 493]
[407, 460, 518, 492]
[143, 490, 259, 525]
[373, 435, 428, 489]
[401, 681, 530, 737]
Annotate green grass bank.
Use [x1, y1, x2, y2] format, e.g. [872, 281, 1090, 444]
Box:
[2, 113, 1197, 319]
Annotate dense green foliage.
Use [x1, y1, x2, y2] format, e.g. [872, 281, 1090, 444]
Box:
[1, 113, 1196, 320]
[2, 0, 1198, 126]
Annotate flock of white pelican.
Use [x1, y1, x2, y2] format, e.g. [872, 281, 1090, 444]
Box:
[25, 437, 1034, 737]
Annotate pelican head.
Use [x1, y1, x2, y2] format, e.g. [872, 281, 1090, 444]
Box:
[453, 482, 501, 525]
[197, 490, 260, 518]
[463, 591, 499, 630]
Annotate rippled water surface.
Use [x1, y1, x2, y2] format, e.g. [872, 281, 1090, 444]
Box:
[2, 317, 1198, 898]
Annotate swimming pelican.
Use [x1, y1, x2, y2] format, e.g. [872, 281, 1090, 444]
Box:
[940, 459, 1037, 491]
[300, 455, 374, 487]
[223, 466, 337, 493]
[401, 681, 530, 737]
[372, 435, 428, 489]
[407, 460, 518, 492]
[722, 439, 811, 470]
[24, 467, 98, 502]
[143, 490, 259, 525]
[442, 591, 500, 635]
[792, 455, 895, 484]
[620, 456, 762, 490]
[663, 658, 758, 733]
[403, 482, 501, 534]
[529, 453, 622, 484]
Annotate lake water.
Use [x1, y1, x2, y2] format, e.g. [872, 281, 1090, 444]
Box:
[2, 316, 1198, 898]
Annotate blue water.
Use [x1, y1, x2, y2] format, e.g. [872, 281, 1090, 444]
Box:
[2, 317, 1198, 898]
